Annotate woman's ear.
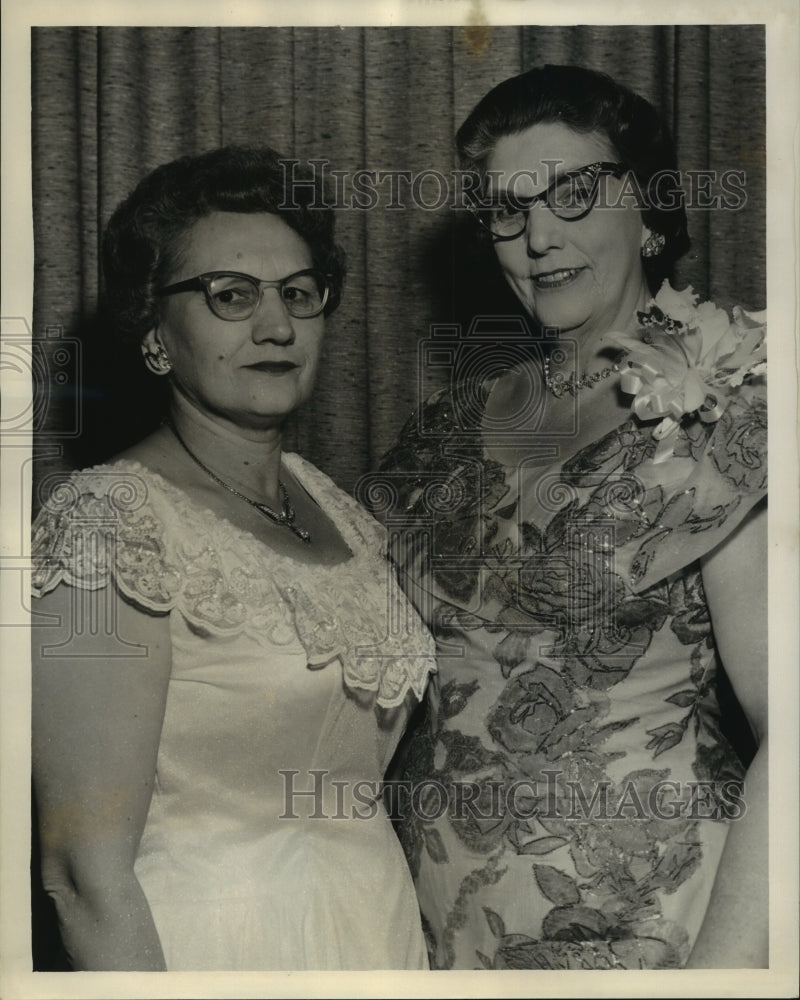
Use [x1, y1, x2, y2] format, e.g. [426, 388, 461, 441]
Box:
[141, 329, 173, 376]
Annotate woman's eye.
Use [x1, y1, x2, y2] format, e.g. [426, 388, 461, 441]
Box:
[494, 202, 522, 222]
[548, 174, 596, 214]
[568, 175, 595, 203]
[282, 276, 320, 303]
[211, 282, 256, 305]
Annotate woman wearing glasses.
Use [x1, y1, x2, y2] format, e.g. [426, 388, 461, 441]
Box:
[380, 66, 767, 968]
[31, 146, 434, 970]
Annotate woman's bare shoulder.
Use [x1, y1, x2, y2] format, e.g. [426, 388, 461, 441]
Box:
[109, 424, 177, 476]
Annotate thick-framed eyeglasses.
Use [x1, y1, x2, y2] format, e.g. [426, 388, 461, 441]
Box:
[469, 161, 627, 241]
[156, 268, 332, 320]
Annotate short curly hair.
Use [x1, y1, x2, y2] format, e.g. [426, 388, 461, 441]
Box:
[102, 145, 346, 343]
[456, 64, 690, 290]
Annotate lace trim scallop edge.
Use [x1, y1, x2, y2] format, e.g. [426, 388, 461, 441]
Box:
[31, 512, 436, 709]
[31, 568, 436, 711]
[342, 654, 437, 710]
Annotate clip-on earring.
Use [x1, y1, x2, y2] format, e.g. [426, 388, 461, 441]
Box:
[641, 228, 666, 259]
[143, 344, 173, 375]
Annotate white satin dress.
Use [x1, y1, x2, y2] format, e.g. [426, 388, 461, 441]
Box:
[32, 455, 436, 970]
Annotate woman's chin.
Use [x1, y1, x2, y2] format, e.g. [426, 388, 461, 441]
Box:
[526, 304, 593, 337]
[510, 283, 590, 335]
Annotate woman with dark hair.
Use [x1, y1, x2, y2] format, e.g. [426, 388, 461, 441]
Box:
[455, 64, 690, 294]
[379, 66, 767, 969]
[31, 146, 434, 971]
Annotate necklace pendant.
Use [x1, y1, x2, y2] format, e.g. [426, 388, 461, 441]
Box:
[290, 524, 312, 543]
[164, 419, 312, 544]
[252, 500, 284, 523]
[252, 498, 312, 543]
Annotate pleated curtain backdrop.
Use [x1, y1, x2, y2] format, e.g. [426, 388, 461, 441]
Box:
[30, 25, 766, 498]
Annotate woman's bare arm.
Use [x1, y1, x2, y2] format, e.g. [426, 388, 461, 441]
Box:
[32, 583, 172, 970]
[688, 501, 768, 967]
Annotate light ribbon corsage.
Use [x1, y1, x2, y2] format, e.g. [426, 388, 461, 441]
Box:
[606, 281, 766, 462]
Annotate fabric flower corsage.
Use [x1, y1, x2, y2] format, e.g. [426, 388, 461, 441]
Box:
[606, 281, 766, 462]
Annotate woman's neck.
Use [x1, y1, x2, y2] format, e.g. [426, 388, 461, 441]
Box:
[569, 279, 651, 372]
[166, 395, 285, 507]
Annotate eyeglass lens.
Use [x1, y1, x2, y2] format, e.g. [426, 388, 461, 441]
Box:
[480, 166, 605, 237]
[207, 271, 327, 319]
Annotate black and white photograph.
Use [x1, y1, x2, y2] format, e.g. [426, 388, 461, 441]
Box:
[1, 1, 797, 997]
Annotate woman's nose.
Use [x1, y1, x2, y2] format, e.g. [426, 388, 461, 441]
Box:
[524, 203, 565, 256]
[250, 290, 295, 342]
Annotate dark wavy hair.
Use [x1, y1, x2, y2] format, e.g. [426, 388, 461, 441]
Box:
[102, 145, 346, 343]
[456, 64, 690, 290]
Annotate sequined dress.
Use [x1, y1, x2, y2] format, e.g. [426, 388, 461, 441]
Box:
[376, 364, 766, 970]
[31, 454, 436, 970]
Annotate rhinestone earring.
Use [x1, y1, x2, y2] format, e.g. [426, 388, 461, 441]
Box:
[641, 228, 666, 259]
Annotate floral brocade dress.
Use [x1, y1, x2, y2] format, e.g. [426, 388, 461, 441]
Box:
[374, 300, 767, 970]
[31, 454, 435, 971]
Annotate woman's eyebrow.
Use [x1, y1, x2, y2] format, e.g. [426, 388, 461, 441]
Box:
[486, 177, 564, 205]
[484, 191, 539, 208]
[486, 166, 577, 201]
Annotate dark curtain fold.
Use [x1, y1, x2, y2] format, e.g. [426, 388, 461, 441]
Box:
[31, 25, 766, 496]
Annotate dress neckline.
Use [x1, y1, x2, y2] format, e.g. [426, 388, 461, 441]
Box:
[478, 365, 644, 532]
[481, 363, 637, 470]
[97, 455, 361, 571]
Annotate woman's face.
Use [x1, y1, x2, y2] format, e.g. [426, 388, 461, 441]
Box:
[148, 211, 325, 431]
[486, 121, 649, 342]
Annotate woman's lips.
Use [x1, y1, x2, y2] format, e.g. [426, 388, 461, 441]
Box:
[245, 361, 299, 373]
[531, 267, 585, 289]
